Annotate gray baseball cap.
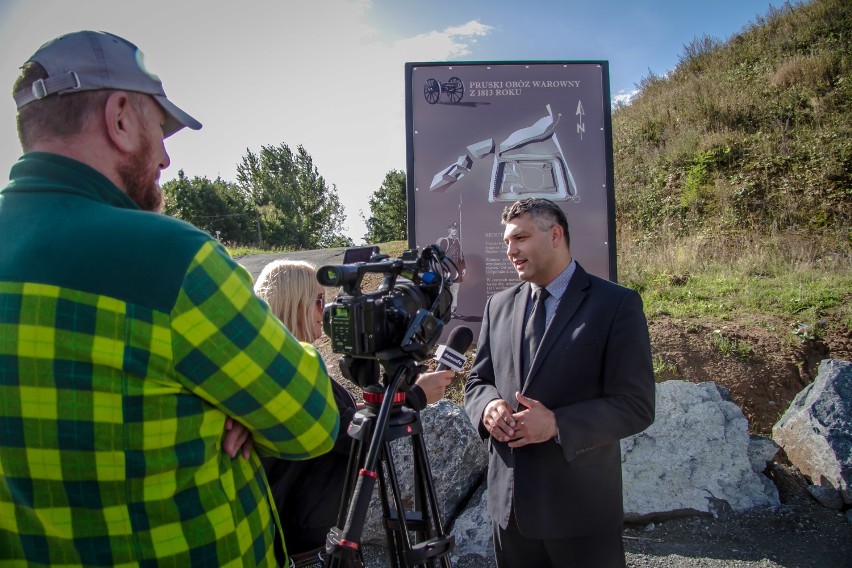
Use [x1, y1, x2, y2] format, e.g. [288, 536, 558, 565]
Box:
[14, 30, 201, 138]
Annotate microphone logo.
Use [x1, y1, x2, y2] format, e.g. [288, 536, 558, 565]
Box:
[434, 344, 466, 372]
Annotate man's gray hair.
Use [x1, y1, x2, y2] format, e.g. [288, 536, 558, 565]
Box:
[501, 198, 570, 248]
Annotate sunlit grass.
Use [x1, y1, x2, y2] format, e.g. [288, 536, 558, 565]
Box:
[710, 329, 755, 360]
[226, 241, 408, 259]
[653, 355, 680, 383]
[226, 245, 292, 257]
[618, 229, 852, 335]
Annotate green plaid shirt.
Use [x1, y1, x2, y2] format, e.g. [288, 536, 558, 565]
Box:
[0, 153, 339, 566]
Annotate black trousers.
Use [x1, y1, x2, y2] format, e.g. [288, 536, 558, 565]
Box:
[493, 515, 625, 568]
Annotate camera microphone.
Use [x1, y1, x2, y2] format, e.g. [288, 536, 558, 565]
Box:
[434, 325, 474, 372]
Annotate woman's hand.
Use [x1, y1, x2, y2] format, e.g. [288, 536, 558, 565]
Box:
[413, 369, 455, 404]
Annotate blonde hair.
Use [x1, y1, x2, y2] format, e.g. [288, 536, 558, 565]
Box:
[254, 260, 322, 343]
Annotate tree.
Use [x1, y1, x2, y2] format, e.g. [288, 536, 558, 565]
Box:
[236, 143, 351, 249]
[362, 170, 407, 244]
[162, 171, 254, 244]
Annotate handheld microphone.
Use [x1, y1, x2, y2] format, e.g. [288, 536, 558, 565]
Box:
[434, 325, 474, 372]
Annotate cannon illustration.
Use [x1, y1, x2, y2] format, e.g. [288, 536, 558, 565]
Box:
[424, 76, 464, 104]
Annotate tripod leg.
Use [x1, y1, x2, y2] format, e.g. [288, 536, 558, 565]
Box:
[387, 436, 435, 567]
[325, 415, 372, 568]
[375, 453, 402, 568]
[411, 435, 433, 545]
[337, 435, 363, 528]
[409, 432, 453, 568]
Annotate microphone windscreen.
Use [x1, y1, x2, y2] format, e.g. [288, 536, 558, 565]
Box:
[445, 325, 474, 354]
[434, 326, 474, 372]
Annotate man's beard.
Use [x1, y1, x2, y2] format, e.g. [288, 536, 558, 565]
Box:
[119, 134, 163, 212]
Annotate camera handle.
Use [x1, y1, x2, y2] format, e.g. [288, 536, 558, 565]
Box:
[324, 359, 454, 568]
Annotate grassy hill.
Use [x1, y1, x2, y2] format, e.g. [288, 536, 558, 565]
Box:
[612, 0, 850, 244]
[608, 0, 851, 432]
[452, 0, 850, 432]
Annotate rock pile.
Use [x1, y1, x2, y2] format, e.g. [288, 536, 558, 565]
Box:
[351, 359, 850, 561]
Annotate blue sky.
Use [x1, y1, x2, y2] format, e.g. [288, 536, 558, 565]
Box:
[0, 0, 776, 242]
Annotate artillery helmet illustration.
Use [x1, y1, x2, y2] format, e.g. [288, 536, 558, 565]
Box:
[427, 104, 579, 203]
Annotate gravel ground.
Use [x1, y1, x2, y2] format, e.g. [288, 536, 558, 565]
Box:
[353, 507, 851, 567]
[354, 490, 852, 568]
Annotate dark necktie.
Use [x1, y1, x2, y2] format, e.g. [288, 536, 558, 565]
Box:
[522, 287, 549, 380]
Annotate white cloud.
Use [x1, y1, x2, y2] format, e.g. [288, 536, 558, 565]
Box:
[392, 20, 495, 60]
[444, 20, 495, 39]
[612, 89, 639, 107]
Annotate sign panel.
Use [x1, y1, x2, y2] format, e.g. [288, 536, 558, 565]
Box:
[405, 62, 616, 340]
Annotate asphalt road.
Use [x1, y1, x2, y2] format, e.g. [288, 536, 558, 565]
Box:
[233, 247, 351, 281]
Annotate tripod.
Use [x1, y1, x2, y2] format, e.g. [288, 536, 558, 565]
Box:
[324, 357, 454, 568]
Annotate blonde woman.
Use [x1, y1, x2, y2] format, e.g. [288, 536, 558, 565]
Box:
[254, 260, 453, 561]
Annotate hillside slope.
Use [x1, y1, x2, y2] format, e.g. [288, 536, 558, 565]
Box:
[608, 0, 851, 433]
[612, 0, 850, 242]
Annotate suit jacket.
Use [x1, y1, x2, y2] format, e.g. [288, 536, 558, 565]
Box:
[464, 262, 655, 540]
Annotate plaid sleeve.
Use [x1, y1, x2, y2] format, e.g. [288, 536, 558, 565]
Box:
[171, 241, 339, 459]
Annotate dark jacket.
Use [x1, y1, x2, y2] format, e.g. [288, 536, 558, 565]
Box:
[263, 379, 358, 559]
[464, 263, 655, 539]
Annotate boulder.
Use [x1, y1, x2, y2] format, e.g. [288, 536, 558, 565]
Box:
[749, 434, 782, 504]
[807, 484, 845, 510]
[748, 435, 780, 474]
[773, 359, 852, 505]
[361, 400, 488, 543]
[622, 380, 780, 521]
[448, 483, 493, 561]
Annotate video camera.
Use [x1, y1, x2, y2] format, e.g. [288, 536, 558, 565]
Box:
[317, 245, 455, 373]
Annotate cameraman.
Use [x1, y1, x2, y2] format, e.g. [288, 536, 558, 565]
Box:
[253, 259, 453, 563]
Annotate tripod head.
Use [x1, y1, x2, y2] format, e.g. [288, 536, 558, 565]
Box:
[338, 354, 429, 411]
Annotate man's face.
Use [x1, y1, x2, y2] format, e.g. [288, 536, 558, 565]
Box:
[119, 96, 170, 212]
[503, 212, 563, 286]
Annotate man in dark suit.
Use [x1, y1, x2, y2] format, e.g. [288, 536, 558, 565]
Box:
[464, 198, 655, 567]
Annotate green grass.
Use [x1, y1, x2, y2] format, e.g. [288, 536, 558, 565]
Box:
[710, 329, 755, 361]
[225, 241, 409, 259]
[653, 356, 680, 383]
[636, 269, 850, 321]
[230, 231, 849, 369]
[619, 230, 852, 346]
[226, 245, 292, 257]
[371, 241, 408, 257]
